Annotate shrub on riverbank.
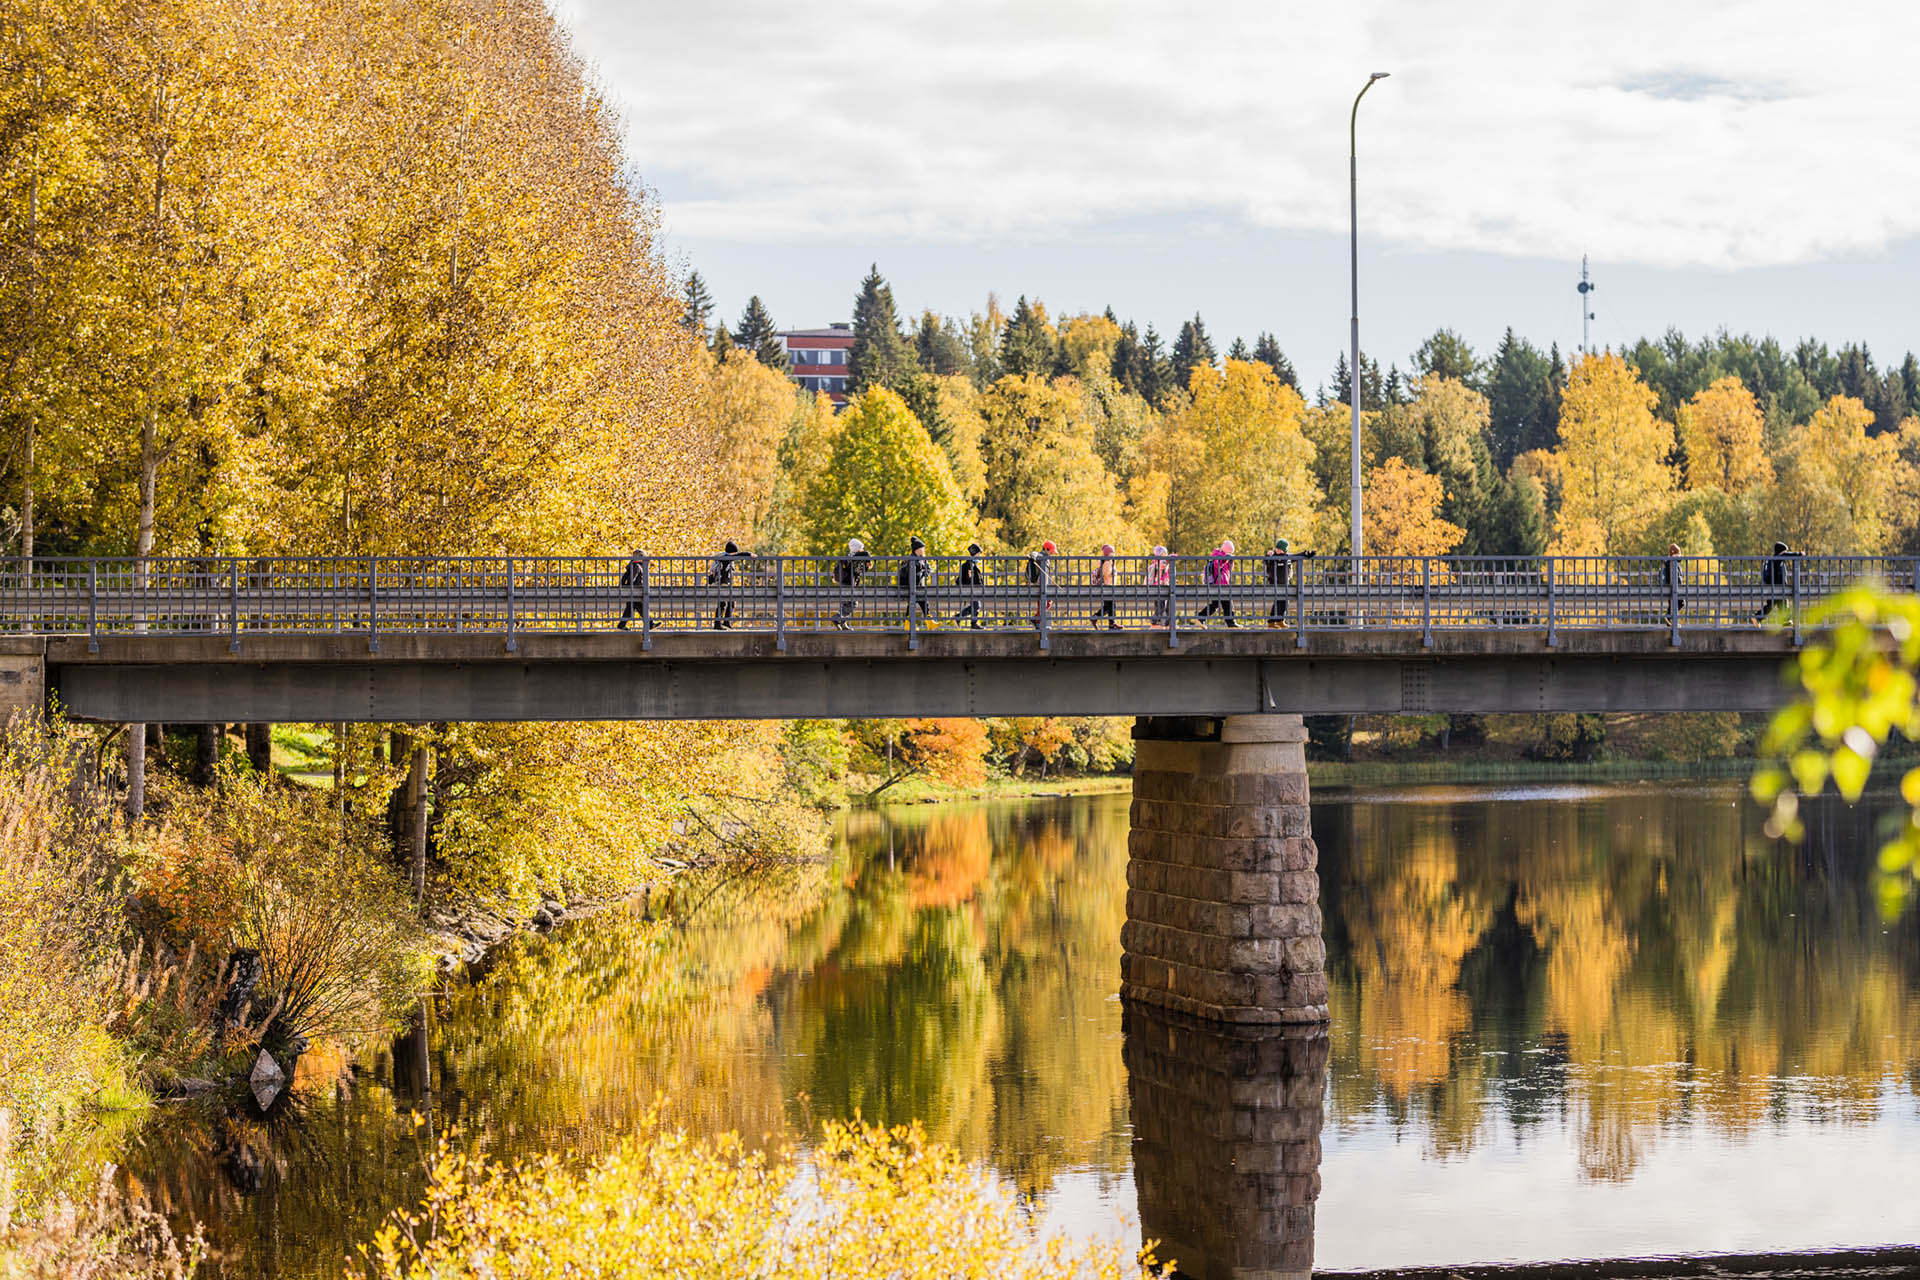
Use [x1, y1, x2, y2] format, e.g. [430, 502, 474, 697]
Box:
[360, 1116, 1166, 1280]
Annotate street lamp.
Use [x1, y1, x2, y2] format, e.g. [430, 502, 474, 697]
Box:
[1349, 71, 1388, 559]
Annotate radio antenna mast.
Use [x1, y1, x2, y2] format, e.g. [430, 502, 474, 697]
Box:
[1577, 256, 1597, 355]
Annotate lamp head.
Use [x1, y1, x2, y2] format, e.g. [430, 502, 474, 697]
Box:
[1370, 72, 1390, 80]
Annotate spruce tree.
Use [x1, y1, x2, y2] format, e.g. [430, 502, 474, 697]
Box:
[1139, 326, 1169, 404]
[1413, 328, 1479, 386]
[1169, 313, 1217, 389]
[1252, 333, 1297, 388]
[1486, 328, 1554, 466]
[998, 295, 1054, 378]
[681, 271, 714, 335]
[1112, 322, 1143, 395]
[735, 295, 784, 368]
[848, 264, 912, 393]
[1331, 352, 1351, 406]
[710, 322, 733, 357]
[914, 311, 969, 376]
[1227, 336, 1250, 361]
[1837, 343, 1876, 405]
[1901, 353, 1920, 418]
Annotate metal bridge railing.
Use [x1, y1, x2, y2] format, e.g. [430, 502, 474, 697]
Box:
[0, 554, 1905, 649]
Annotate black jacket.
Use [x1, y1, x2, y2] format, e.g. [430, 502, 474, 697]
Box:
[707, 549, 752, 585]
[835, 550, 872, 587]
[619, 558, 645, 588]
[958, 556, 982, 586]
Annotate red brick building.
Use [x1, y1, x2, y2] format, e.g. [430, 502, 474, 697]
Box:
[780, 324, 853, 406]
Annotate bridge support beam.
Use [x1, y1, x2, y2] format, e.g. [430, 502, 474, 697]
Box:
[1123, 713, 1328, 1025]
[0, 642, 47, 729]
[1126, 1003, 1327, 1280]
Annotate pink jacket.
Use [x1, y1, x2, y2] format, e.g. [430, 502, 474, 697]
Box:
[1206, 549, 1233, 586]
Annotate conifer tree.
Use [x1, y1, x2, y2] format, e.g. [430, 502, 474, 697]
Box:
[914, 311, 969, 376]
[711, 322, 734, 357]
[1252, 334, 1296, 389]
[998, 295, 1055, 379]
[1170, 313, 1217, 389]
[848, 264, 912, 393]
[1138, 326, 1169, 404]
[1227, 337, 1249, 361]
[1414, 328, 1480, 386]
[734, 295, 784, 368]
[682, 271, 714, 335]
[1486, 328, 1555, 466]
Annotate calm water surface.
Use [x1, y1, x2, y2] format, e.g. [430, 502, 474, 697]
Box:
[120, 783, 1920, 1276]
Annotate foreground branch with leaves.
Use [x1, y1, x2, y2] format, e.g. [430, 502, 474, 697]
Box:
[1751, 586, 1920, 913]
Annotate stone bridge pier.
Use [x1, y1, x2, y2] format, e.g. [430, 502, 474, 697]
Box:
[1123, 713, 1326, 1025]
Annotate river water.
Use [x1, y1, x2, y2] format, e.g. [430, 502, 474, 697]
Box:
[117, 784, 1920, 1277]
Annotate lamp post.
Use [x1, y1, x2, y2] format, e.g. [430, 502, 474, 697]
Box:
[1348, 72, 1388, 559]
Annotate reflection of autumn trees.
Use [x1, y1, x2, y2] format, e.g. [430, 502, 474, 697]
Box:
[1322, 788, 1920, 1181]
[778, 801, 1132, 1195]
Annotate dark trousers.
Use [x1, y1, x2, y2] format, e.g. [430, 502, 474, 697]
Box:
[1094, 599, 1116, 627]
[1199, 599, 1235, 625]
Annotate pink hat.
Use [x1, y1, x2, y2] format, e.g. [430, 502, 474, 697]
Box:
[1100, 544, 1114, 555]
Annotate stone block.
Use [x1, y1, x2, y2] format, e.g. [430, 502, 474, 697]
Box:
[0, 647, 47, 729]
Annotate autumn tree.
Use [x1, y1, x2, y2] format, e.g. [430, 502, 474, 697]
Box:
[1365, 458, 1465, 557]
[1767, 395, 1897, 554]
[974, 374, 1131, 553]
[1550, 354, 1675, 554]
[691, 351, 804, 541]
[1150, 359, 1318, 553]
[799, 387, 971, 556]
[1676, 376, 1770, 494]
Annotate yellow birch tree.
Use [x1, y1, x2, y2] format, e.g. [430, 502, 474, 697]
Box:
[1551, 353, 1675, 554]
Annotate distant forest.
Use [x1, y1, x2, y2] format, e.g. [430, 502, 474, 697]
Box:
[684, 266, 1920, 564]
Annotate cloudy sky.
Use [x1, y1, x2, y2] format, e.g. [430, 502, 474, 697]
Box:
[553, 0, 1917, 383]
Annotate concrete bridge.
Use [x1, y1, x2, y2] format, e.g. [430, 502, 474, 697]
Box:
[0, 552, 1856, 1039]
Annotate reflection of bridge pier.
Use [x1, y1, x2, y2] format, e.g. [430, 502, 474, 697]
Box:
[1125, 1001, 1328, 1280]
[1124, 714, 1327, 1025]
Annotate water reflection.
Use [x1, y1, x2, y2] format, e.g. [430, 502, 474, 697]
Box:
[112, 785, 1920, 1277]
[1126, 1003, 1326, 1280]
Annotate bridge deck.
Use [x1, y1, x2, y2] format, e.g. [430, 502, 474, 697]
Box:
[0, 552, 1847, 720]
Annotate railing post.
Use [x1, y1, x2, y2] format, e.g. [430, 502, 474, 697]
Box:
[368, 556, 380, 653]
[1421, 558, 1432, 648]
[640, 556, 652, 652]
[1038, 565, 1050, 652]
[1791, 556, 1802, 647]
[1668, 554, 1681, 647]
[1166, 564, 1179, 650]
[229, 558, 241, 652]
[86, 561, 99, 653]
[775, 558, 787, 653]
[505, 556, 517, 653]
[1294, 557, 1306, 648]
[1545, 558, 1558, 647]
[907, 557, 919, 651]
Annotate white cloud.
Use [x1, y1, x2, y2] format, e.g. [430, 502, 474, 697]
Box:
[554, 0, 1920, 270]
